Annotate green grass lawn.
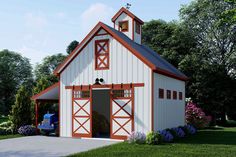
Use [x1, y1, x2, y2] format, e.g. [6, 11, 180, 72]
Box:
[69, 127, 236, 157]
[0, 134, 22, 140]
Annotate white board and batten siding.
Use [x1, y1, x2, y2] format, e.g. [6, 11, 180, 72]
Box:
[60, 30, 152, 137]
[153, 73, 185, 131]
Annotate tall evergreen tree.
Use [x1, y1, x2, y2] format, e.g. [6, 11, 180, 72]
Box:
[11, 85, 32, 131]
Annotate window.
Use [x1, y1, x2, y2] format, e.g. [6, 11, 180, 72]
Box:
[179, 92, 183, 100]
[74, 90, 90, 98]
[135, 22, 141, 34]
[159, 88, 164, 99]
[112, 89, 132, 98]
[167, 90, 171, 99]
[173, 91, 177, 100]
[119, 21, 129, 32]
[95, 39, 109, 70]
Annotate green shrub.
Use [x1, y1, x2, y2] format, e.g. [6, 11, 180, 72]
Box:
[0, 121, 13, 128]
[0, 121, 14, 135]
[0, 127, 13, 135]
[146, 131, 162, 145]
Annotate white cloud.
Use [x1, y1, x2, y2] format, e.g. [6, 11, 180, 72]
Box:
[25, 13, 47, 29]
[17, 46, 51, 66]
[80, 3, 114, 34]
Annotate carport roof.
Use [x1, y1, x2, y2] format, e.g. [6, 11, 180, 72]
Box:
[32, 82, 59, 101]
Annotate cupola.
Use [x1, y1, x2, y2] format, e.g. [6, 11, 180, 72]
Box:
[112, 7, 144, 44]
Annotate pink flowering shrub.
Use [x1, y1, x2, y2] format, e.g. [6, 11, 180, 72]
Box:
[185, 102, 211, 129]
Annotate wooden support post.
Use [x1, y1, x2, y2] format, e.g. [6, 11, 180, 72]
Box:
[35, 101, 39, 134]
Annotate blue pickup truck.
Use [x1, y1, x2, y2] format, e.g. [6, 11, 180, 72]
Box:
[38, 113, 58, 135]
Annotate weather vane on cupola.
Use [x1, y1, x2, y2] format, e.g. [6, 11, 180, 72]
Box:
[125, 3, 131, 10]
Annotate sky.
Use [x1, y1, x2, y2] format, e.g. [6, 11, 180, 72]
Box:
[0, 0, 192, 66]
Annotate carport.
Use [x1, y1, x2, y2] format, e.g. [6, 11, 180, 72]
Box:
[31, 82, 59, 133]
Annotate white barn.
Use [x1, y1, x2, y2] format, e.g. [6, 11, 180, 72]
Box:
[32, 7, 188, 140]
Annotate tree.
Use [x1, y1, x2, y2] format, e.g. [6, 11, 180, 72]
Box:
[11, 85, 32, 131]
[34, 53, 66, 84]
[66, 40, 79, 54]
[33, 76, 52, 94]
[180, 0, 236, 123]
[142, 20, 196, 67]
[0, 49, 33, 115]
[220, 0, 236, 24]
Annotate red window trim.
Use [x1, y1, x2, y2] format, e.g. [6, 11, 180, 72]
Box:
[173, 91, 177, 100]
[167, 90, 171, 99]
[159, 88, 164, 99]
[179, 92, 183, 100]
[118, 20, 129, 32]
[95, 39, 110, 70]
[135, 22, 140, 34]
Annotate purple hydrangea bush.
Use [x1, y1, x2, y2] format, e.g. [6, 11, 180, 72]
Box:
[18, 125, 36, 136]
[171, 127, 185, 138]
[186, 102, 211, 129]
[127, 131, 146, 144]
[185, 124, 197, 135]
[159, 130, 174, 142]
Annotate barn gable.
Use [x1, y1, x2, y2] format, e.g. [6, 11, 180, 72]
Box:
[54, 22, 187, 81]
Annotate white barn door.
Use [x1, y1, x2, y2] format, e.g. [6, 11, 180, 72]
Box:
[111, 88, 134, 139]
[72, 90, 92, 137]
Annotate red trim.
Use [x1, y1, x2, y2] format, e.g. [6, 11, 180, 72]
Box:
[111, 7, 144, 25]
[58, 76, 60, 137]
[154, 68, 188, 81]
[110, 87, 134, 140]
[35, 101, 39, 134]
[95, 39, 110, 70]
[72, 93, 92, 138]
[65, 83, 144, 90]
[31, 82, 59, 100]
[132, 18, 134, 41]
[151, 72, 154, 131]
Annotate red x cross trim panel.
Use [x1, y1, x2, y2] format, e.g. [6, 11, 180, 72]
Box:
[95, 39, 110, 70]
[72, 98, 92, 138]
[110, 88, 134, 140]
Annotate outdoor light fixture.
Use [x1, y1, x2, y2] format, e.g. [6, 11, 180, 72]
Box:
[95, 78, 100, 85]
[99, 78, 104, 83]
[94, 78, 104, 85]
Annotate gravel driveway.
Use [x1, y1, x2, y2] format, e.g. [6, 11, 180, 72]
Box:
[0, 136, 120, 157]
